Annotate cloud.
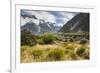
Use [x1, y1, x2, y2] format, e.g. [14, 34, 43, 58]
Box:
[50, 11, 78, 26]
[21, 10, 79, 26]
[59, 12, 76, 19]
[58, 12, 78, 23]
[21, 10, 56, 23]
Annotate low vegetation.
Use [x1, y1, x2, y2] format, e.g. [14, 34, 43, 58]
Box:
[21, 30, 90, 63]
[21, 30, 37, 46]
[48, 49, 64, 61]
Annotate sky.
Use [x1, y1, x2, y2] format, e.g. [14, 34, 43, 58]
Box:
[21, 10, 79, 27]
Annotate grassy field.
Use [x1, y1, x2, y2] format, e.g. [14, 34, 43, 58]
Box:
[21, 40, 89, 63]
[21, 30, 90, 63]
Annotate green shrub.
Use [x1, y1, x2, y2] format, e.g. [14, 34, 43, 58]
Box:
[48, 49, 64, 61]
[76, 48, 85, 57]
[32, 50, 43, 59]
[21, 30, 37, 46]
[37, 39, 44, 45]
[41, 33, 58, 44]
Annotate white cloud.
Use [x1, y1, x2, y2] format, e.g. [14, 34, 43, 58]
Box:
[21, 17, 39, 26]
[21, 10, 79, 26]
[55, 12, 79, 26]
[22, 10, 56, 23]
[56, 23, 64, 27]
[59, 12, 78, 19]
[62, 18, 70, 24]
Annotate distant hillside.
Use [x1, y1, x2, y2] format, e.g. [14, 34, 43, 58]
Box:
[59, 13, 90, 33]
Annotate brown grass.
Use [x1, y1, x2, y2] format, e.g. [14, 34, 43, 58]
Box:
[21, 42, 90, 63]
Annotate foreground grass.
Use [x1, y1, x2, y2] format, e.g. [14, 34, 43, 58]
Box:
[21, 41, 89, 63]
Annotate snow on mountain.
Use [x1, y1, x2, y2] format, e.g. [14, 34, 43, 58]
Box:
[21, 14, 60, 34]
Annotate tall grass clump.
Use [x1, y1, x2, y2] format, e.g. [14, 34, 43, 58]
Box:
[48, 49, 64, 61]
[69, 51, 77, 60]
[32, 49, 43, 59]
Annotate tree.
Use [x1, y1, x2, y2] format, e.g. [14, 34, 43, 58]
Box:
[21, 29, 37, 46]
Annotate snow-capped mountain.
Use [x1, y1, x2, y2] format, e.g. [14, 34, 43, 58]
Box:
[21, 21, 40, 34]
[21, 14, 61, 34]
[21, 10, 89, 34]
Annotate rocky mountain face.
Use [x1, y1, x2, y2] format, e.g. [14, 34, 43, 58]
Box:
[59, 13, 90, 33]
[21, 13, 89, 34]
[21, 15, 61, 34]
[21, 21, 40, 34]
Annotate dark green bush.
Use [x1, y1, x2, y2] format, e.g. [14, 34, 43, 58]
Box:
[21, 29, 37, 46]
[48, 49, 64, 61]
[41, 33, 58, 44]
[76, 48, 85, 57]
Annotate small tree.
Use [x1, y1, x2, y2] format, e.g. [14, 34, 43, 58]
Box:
[21, 29, 37, 46]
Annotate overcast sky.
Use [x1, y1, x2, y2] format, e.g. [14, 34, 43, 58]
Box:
[21, 10, 79, 27]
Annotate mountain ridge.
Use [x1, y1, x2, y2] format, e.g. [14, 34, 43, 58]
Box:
[59, 13, 89, 33]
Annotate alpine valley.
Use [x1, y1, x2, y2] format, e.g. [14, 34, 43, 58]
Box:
[20, 11, 90, 63]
